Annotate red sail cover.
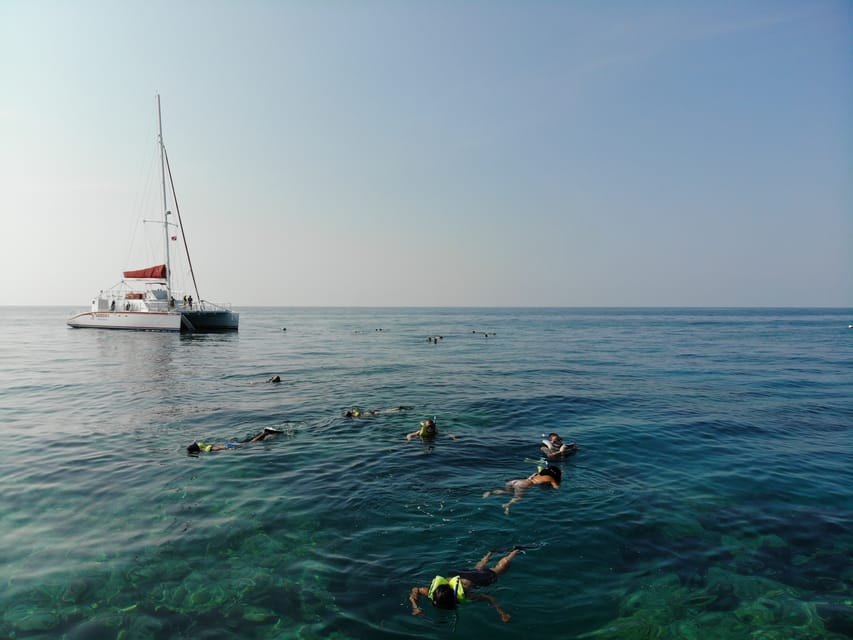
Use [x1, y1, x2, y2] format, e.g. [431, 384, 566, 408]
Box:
[123, 264, 167, 279]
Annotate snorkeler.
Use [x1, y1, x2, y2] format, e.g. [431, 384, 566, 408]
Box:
[406, 418, 437, 440]
[482, 465, 562, 514]
[405, 417, 460, 442]
[267, 375, 281, 383]
[344, 407, 381, 418]
[187, 427, 283, 453]
[345, 406, 413, 418]
[540, 432, 578, 459]
[409, 547, 524, 623]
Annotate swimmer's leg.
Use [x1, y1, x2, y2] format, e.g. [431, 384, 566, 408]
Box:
[502, 497, 522, 514]
[490, 548, 522, 576]
[502, 481, 530, 513]
[250, 427, 284, 442]
[474, 550, 494, 570]
[483, 486, 510, 498]
[485, 479, 524, 500]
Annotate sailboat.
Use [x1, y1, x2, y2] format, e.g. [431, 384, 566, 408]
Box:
[67, 96, 239, 332]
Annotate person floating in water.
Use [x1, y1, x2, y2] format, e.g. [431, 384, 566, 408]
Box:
[344, 406, 413, 418]
[344, 407, 372, 418]
[267, 375, 281, 383]
[406, 417, 460, 443]
[409, 547, 524, 623]
[187, 427, 283, 453]
[483, 465, 562, 514]
[540, 432, 577, 459]
[406, 418, 437, 440]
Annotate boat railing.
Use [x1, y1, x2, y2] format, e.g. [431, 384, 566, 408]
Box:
[175, 299, 234, 312]
[199, 299, 234, 312]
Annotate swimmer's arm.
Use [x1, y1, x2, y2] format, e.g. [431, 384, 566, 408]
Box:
[405, 431, 419, 441]
[409, 586, 428, 615]
[468, 592, 511, 623]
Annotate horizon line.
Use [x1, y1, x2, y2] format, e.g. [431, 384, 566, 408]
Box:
[5, 304, 852, 310]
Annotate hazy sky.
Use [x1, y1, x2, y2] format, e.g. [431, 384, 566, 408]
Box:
[2, 1, 850, 307]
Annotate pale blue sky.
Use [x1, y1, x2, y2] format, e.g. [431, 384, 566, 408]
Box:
[2, 1, 850, 307]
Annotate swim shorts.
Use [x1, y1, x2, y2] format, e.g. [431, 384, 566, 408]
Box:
[452, 569, 498, 588]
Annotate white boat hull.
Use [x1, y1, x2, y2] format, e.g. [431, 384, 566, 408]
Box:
[67, 311, 182, 332]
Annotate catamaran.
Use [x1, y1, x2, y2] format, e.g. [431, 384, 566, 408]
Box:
[67, 96, 239, 332]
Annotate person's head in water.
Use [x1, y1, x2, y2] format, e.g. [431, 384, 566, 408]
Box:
[187, 442, 201, 453]
[420, 418, 437, 437]
[431, 584, 458, 610]
[407, 417, 440, 441]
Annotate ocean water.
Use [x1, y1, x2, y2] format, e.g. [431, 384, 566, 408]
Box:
[1, 306, 851, 640]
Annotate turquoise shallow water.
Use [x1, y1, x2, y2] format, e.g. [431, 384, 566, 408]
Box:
[1, 306, 851, 639]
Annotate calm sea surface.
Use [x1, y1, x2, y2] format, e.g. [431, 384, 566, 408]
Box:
[1, 307, 851, 639]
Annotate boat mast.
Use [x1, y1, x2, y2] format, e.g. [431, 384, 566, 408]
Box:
[163, 148, 202, 302]
[156, 94, 172, 293]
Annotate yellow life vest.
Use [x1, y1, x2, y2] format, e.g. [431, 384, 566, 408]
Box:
[428, 575, 465, 603]
[419, 422, 438, 438]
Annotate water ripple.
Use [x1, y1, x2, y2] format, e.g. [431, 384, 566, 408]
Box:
[0, 307, 851, 639]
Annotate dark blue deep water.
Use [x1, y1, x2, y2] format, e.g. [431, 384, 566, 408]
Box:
[1, 307, 851, 639]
